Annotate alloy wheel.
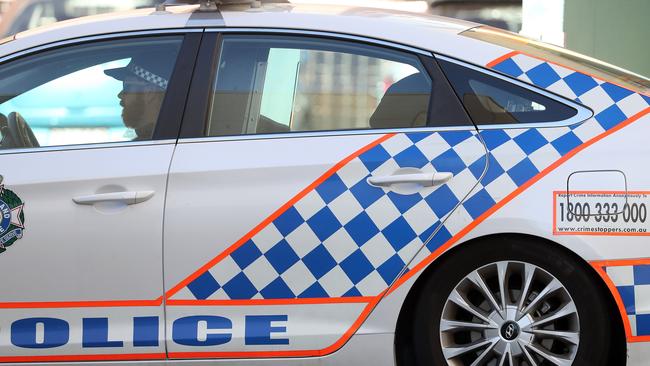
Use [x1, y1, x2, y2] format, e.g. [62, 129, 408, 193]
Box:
[439, 261, 580, 366]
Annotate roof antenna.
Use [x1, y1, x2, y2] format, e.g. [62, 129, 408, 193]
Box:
[198, 0, 219, 12]
[153, 2, 169, 14]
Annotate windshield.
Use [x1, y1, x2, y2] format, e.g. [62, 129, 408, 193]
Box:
[462, 26, 650, 95]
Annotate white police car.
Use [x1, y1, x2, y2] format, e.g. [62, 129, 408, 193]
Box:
[0, 1, 648, 365]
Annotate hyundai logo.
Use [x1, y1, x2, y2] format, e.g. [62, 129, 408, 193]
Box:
[500, 321, 520, 341]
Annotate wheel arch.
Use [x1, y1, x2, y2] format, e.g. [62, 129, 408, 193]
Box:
[393, 232, 627, 366]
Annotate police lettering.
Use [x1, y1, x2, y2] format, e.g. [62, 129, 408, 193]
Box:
[8, 315, 288, 349]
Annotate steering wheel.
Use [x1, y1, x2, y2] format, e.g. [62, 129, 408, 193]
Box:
[0, 112, 39, 148]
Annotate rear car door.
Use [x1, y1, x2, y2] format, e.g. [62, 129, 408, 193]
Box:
[163, 31, 488, 359]
[0, 32, 199, 362]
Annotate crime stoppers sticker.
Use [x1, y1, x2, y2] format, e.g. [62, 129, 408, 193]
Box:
[553, 191, 650, 236]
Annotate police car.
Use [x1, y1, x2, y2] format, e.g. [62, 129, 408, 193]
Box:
[0, 1, 648, 365]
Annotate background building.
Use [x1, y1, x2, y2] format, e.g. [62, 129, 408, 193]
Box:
[425, 0, 649, 77]
[564, 0, 649, 79]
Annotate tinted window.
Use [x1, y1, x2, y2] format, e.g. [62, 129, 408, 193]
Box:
[0, 36, 182, 149]
[439, 59, 578, 125]
[207, 36, 433, 137]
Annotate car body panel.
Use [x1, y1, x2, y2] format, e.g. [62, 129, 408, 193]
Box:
[477, 51, 650, 342]
[0, 3, 647, 365]
[164, 129, 487, 357]
[0, 142, 174, 361]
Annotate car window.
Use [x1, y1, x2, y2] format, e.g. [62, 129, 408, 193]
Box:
[438, 58, 578, 125]
[207, 35, 434, 137]
[0, 36, 182, 150]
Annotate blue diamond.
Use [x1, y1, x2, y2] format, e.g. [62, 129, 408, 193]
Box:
[526, 63, 561, 88]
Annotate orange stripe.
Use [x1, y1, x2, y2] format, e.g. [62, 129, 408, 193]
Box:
[168, 296, 381, 359]
[552, 190, 558, 235]
[169, 105, 650, 358]
[3, 67, 647, 363]
[486, 50, 521, 68]
[0, 297, 163, 309]
[630, 335, 650, 343]
[0, 300, 376, 363]
[168, 296, 374, 306]
[591, 264, 634, 339]
[388, 107, 650, 295]
[317, 295, 381, 355]
[591, 258, 650, 268]
[591, 258, 650, 343]
[165, 133, 396, 299]
[0, 353, 165, 363]
[169, 350, 319, 359]
[2, 104, 648, 363]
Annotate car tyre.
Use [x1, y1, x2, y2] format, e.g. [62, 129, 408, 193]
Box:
[410, 236, 615, 366]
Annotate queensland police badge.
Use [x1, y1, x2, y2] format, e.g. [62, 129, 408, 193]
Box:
[0, 183, 24, 254]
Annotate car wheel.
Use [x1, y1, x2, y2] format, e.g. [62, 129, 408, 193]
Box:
[410, 236, 614, 366]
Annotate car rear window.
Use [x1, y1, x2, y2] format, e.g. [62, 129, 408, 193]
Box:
[438, 58, 579, 126]
[462, 26, 650, 95]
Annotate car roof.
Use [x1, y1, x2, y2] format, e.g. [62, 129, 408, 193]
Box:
[0, 3, 512, 66]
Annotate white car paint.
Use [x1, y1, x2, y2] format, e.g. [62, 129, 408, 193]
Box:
[0, 2, 646, 365]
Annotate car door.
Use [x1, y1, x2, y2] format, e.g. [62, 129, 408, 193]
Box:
[0, 32, 200, 362]
[162, 31, 488, 359]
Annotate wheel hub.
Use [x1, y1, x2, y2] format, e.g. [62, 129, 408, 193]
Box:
[485, 305, 535, 359]
[439, 261, 580, 365]
[501, 321, 520, 341]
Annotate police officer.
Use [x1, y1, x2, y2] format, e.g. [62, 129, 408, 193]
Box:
[104, 54, 173, 140]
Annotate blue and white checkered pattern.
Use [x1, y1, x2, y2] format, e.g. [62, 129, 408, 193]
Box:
[605, 264, 650, 337]
[179, 131, 485, 300]
[492, 53, 649, 125]
[410, 55, 650, 275]
[174, 52, 650, 301]
[130, 64, 168, 89]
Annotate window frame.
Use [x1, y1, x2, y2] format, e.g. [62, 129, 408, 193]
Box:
[178, 28, 476, 141]
[0, 29, 202, 155]
[434, 54, 594, 129]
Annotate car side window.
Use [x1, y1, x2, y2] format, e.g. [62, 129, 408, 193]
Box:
[0, 36, 182, 150]
[207, 35, 435, 137]
[438, 58, 579, 125]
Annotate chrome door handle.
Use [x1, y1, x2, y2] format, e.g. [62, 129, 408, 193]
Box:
[368, 172, 453, 187]
[73, 191, 155, 205]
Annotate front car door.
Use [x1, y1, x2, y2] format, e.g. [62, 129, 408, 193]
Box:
[162, 31, 488, 359]
[0, 32, 199, 362]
